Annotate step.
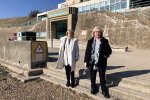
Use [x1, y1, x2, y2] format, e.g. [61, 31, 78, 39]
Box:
[0, 61, 43, 77]
[9, 71, 40, 83]
[43, 68, 150, 100]
[40, 75, 113, 100]
[46, 63, 150, 94]
[106, 74, 150, 94]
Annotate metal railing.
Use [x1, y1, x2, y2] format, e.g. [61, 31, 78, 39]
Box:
[0, 17, 42, 29]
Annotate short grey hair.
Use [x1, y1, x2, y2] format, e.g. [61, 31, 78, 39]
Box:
[91, 26, 103, 37]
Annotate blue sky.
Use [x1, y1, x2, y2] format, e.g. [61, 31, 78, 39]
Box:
[0, 0, 66, 19]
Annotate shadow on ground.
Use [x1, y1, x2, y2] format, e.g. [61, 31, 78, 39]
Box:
[75, 66, 150, 94]
[48, 57, 58, 62]
[106, 69, 150, 87]
[48, 52, 59, 55]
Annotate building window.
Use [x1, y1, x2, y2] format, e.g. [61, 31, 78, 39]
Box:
[110, 0, 127, 11]
[82, 6, 86, 13]
[78, 7, 82, 14]
[100, 0, 110, 10]
[94, 3, 99, 11]
[111, 0, 115, 4]
[86, 5, 90, 12]
[121, 1, 127, 9]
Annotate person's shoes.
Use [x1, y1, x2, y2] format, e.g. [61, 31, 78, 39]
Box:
[102, 92, 110, 98]
[91, 90, 97, 94]
[66, 82, 70, 87]
[71, 83, 75, 88]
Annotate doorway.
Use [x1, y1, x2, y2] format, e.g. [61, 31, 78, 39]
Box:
[56, 22, 67, 39]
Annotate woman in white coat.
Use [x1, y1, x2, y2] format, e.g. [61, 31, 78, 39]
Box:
[55, 30, 79, 88]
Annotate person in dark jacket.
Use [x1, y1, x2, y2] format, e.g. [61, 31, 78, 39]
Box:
[84, 26, 112, 98]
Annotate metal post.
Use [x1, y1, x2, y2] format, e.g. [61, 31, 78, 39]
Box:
[50, 31, 53, 48]
[124, 9, 126, 18]
[114, 5, 116, 13]
[132, 2, 133, 9]
[138, 7, 140, 16]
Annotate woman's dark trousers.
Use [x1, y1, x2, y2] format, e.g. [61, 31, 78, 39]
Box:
[65, 65, 74, 87]
[90, 65, 106, 93]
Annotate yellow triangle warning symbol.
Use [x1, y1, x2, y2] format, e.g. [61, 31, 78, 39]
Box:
[34, 43, 44, 53]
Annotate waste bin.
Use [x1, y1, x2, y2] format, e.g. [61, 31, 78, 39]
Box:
[22, 31, 36, 41]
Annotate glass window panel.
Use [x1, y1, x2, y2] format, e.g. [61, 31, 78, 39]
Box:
[78, 11, 82, 14]
[86, 5, 90, 10]
[100, 6, 105, 10]
[111, 4, 115, 11]
[86, 5, 90, 12]
[106, 5, 110, 10]
[121, 0, 127, 2]
[100, 1, 105, 6]
[94, 3, 99, 8]
[105, 1, 110, 6]
[95, 8, 98, 11]
[116, 0, 121, 3]
[90, 4, 94, 11]
[111, 0, 115, 4]
[94, 3, 99, 11]
[91, 4, 94, 8]
[82, 6, 86, 13]
[116, 3, 121, 10]
[78, 7, 82, 11]
[121, 2, 127, 9]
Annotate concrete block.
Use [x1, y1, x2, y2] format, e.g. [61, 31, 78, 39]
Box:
[24, 69, 43, 77]
[9, 72, 40, 83]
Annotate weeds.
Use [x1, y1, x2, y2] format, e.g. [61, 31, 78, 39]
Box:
[50, 82, 53, 84]
[68, 88, 76, 94]
[1, 71, 8, 76]
[57, 84, 61, 87]
[82, 93, 88, 98]
[12, 77, 18, 81]
[34, 79, 43, 83]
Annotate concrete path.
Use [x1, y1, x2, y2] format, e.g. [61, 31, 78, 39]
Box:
[48, 47, 150, 82]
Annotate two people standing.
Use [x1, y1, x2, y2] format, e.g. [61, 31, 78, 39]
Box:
[56, 26, 112, 98]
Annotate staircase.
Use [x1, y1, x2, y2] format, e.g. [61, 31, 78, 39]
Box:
[41, 64, 150, 100]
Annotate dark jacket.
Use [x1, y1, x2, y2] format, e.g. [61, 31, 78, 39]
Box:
[84, 37, 112, 67]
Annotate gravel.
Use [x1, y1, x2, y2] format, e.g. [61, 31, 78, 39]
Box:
[0, 66, 94, 100]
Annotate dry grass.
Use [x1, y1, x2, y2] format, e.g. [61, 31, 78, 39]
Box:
[0, 16, 36, 26]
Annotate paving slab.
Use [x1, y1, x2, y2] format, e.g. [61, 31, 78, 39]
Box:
[48, 47, 150, 95]
[48, 47, 150, 81]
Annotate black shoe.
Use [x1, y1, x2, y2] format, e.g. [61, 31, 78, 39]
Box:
[71, 83, 74, 88]
[102, 92, 110, 98]
[91, 90, 97, 94]
[66, 82, 70, 87]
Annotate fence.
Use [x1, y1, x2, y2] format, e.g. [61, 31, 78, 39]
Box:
[36, 31, 53, 39]
[0, 17, 43, 32]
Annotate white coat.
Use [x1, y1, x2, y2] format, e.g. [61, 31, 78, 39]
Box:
[55, 36, 79, 72]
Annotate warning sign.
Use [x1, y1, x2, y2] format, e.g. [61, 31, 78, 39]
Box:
[36, 54, 43, 61]
[32, 42, 46, 63]
[34, 43, 44, 53]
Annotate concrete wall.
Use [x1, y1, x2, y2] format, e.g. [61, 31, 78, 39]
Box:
[74, 9, 150, 49]
[0, 41, 48, 69]
[0, 41, 31, 69]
